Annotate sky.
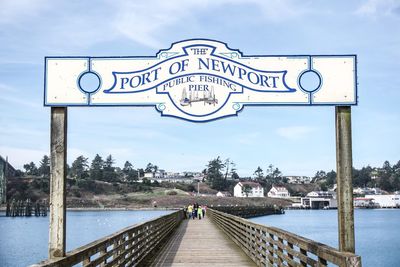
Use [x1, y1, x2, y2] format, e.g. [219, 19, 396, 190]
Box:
[0, 0, 399, 177]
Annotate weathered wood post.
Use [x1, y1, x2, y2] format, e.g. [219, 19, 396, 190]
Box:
[49, 107, 67, 258]
[335, 106, 355, 253]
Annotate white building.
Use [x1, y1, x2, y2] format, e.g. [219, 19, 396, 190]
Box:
[285, 176, 311, 184]
[354, 197, 378, 208]
[144, 169, 166, 179]
[234, 182, 264, 197]
[300, 191, 337, 209]
[365, 194, 400, 208]
[267, 186, 290, 198]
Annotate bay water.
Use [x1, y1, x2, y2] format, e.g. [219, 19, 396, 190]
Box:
[1, 209, 399, 266]
[251, 209, 400, 267]
[0, 210, 171, 267]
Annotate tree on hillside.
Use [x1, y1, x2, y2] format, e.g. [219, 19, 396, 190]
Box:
[312, 170, 327, 183]
[144, 163, 158, 173]
[265, 164, 283, 184]
[224, 158, 236, 180]
[254, 166, 264, 181]
[206, 157, 226, 191]
[38, 155, 50, 178]
[353, 166, 371, 188]
[325, 170, 337, 187]
[90, 154, 104, 180]
[231, 171, 239, 180]
[137, 168, 144, 179]
[23, 162, 38, 176]
[103, 154, 117, 182]
[70, 155, 89, 180]
[123, 161, 138, 182]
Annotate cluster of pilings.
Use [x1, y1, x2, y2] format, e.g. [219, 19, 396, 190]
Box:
[6, 199, 48, 217]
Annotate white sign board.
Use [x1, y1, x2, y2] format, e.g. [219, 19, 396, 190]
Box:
[44, 39, 357, 122]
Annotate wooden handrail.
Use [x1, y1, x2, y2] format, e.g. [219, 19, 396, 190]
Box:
[208, 209, 361, 267]
[31, 210, 184, 267]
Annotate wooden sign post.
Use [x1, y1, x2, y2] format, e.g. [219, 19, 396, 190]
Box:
[49, 107, 67, 258]
[336, 106, 355, 253]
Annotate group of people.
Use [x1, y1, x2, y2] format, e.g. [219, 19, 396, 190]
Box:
[185, 203, 207, 220]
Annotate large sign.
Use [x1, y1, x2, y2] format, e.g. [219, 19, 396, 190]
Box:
[44, 39, 357, 122]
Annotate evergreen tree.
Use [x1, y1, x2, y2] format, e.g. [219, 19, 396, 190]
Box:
[90, 154, 104, 180]
[123, 161, 138, 182]
[23, 162, 39, 176]
[253, 166, 264, 181]
[103, 154, 117, 182]
[71, 155, 89, 180]
[265, 164, 282, 184]
[224, 158, 236, 180]
[38, 155, 50, 178]
[313, 170, 327, 183]
[206, 157, 226, 190]
[378, 161, 392, 191]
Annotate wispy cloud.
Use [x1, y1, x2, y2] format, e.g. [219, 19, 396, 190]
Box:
[355, 0, 400, 17]
[0, 0, 51, 25]
[0, 0, 312, 52]
[276, 126, 316, 140]
[234, 132, 262, 145]
[0, 146, 48, 169]
[0, 83, 14, 92]
[0, 94, 41, 108]
[109, 0, 311, 48]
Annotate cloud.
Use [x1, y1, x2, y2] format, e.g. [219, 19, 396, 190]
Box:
[0, 0, 51, 25]
[0, 83, 14, 92]
[0, 94, 41, 108]
[355, 0, 400, 17]
[0, 146, 48, 169]
[234, 132, 262, 145]
[110, 0, 310, 48]
[276, 126, 316, 140]
[0, 0, 312, 52]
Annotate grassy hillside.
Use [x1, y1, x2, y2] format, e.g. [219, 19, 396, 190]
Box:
[4, 177, 293, 209]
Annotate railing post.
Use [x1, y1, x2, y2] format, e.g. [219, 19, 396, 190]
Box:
[335, 106, 355, 253]
[49, 107, 67, 258]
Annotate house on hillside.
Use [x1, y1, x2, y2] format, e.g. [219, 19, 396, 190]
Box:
[233, 182, 264, 197]
[267, 186, 290, 198]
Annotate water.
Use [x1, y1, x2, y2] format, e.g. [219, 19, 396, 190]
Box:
[251, 209, 400, 267]
[0, 209, 398, 267]
[0, 210, 171, 267]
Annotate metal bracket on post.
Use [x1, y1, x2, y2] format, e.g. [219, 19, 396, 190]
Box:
[335, 106, 355, 253]
[49, 107, 67, 258]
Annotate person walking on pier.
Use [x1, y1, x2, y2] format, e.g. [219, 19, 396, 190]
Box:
[197, 206, 203, 220]
[193, 203, 199, 219]
[187, 204, 193, 219]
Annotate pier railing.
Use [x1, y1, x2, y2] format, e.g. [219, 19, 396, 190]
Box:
[32, 210, 184, 267]
[208, 209, 361, 267]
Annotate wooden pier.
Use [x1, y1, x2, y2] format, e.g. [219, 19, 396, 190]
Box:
[33, 209, 361, 267]
[146, 214, 256, 266]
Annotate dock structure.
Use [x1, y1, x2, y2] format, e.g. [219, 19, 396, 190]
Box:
[33, 209, 361, 267]
[146, 214, 256, 267]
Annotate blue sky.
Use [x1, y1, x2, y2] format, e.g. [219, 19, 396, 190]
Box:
[0, 0, 399, 177]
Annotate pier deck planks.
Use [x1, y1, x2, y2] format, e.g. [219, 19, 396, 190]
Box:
[148, 215, 256, 267]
